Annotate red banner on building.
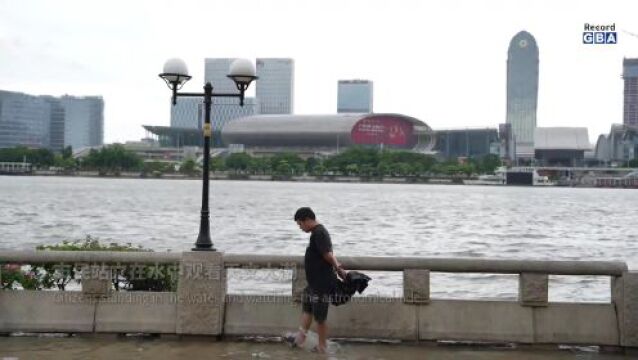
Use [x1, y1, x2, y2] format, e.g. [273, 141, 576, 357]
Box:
[351, 116, 415, 147]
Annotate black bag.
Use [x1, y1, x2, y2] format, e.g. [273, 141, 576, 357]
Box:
[331, 271, 371, 306]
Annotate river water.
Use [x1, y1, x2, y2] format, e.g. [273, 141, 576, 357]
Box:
[1, 176, 637, 302]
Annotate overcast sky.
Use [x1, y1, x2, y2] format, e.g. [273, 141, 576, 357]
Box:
[1, 0, 637, 144]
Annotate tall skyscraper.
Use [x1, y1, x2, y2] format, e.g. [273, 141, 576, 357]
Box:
[42, 96, 66, 150]
[0, 91, 103, 150]
[59, 95, 104, 150]
[506, 31, 539, 159]
[337, 80, 373, 113]
[204, 58, 240, 93]
[256, 58, 294, 114]
[0, 90, 51, 149]
[201, 58, 258, 134]
[623, 58, 638, 127]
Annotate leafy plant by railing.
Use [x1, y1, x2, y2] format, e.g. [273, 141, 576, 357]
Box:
[1, 236, 177, 292]
[0, 263, 52, 290]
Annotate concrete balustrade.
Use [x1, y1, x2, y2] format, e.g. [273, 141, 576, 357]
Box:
[291, 267, 307, 303]
[518, 273, 548, 307]
[0, 250, 636, 350]
[612, 271, 638, 347]
[2, 251, 627, 275]
[80, 264, 112, 297]
[403, 269, 430, 304]
[175, 251, 225, 336]
[0, 250, 181, 264]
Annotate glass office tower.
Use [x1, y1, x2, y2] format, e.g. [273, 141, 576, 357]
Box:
[506, 31, 539, 160]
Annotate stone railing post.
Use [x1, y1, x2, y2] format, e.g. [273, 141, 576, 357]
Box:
[612, 271, 638, 348]
[518, 273, 548, 306]
[403, 269, 430, 304]
[81, 263, 112, 297]
[292, 267, 307, 303]
[176, 251, 225, 336]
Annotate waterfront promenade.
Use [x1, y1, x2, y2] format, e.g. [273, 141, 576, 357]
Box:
[1, 176, 637, 357]
[0, 336, 633, 359]
[0, 251, 636, 351]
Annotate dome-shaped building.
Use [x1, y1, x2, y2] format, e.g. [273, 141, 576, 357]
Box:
[221, 113, 435, 154]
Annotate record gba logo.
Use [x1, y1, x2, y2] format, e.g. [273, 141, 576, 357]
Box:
[583, 23, 617, 44]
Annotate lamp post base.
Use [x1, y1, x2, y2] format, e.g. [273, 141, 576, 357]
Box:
[193, 207, 214, 251]
[192, 246, 216, 252]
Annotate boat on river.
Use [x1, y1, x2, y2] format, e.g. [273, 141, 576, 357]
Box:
[464, 167, 555, 186]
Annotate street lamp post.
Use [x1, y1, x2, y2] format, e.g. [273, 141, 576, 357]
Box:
[159, 58, 257, 251]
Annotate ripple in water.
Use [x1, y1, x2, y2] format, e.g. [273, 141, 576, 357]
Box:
[1, 176, 637, 302]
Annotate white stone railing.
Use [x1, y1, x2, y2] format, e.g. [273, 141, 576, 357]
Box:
[1, 250, 626, 274]
[0, 250, 636, 349]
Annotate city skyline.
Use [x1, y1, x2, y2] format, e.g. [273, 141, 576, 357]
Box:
[1, 0, 637, 144]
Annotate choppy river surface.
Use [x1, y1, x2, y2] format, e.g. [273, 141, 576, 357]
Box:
[1, 176, 637, 301]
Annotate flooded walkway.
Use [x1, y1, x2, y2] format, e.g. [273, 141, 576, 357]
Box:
[0, 336, 632, 360]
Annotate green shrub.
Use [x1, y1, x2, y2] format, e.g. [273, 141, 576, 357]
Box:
[0, 236, 178, 292]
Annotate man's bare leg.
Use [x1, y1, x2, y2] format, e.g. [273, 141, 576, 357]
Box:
[316, 321, 327, 353]
[296, 312, 313, 345]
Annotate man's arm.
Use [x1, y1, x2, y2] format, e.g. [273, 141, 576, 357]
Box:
[323, 251, 347, 279]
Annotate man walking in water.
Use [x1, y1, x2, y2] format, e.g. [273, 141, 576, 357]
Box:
[294, 207, 346, 353]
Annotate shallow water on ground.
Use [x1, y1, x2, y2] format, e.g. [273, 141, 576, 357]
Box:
[0, 337, 633, 360]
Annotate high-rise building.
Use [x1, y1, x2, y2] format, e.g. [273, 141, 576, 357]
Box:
[170, 97, 203, 129]
[337, 80, 373, 113]
[59, 95, 104, 150]
[0, 90, 51, 149]
[166, 57, 294, 145]
[42, 96, 66, 150]
[208, 97, 258, 132]
[623, 58, 638, 127]
[498, 123, 516, 162]
[168, 93, 258, 132]
[204, 58, 240, 94]
[256, 58, 294, 114]
[202, 58, 258, 134]
[506, 31, 539, 160]
[0, 91, 102, 150]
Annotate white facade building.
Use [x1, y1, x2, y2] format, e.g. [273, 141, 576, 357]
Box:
[204, 58, 240, 93]
[60, 95, 104, 150]
[338, 80, 373, 113]
[256, 58, 294, 114]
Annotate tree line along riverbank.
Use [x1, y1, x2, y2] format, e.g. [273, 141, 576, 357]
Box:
[1, 144, 501, 179]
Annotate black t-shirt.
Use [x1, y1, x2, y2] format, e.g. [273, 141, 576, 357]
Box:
[304, 224, 337, 295]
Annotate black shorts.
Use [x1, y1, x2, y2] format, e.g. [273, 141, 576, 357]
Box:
[301, 286, 330, 323]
